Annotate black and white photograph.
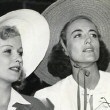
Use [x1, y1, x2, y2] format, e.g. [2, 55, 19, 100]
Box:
[0, 0, 110, 110]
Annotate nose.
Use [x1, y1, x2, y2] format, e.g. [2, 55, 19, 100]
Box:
[14, 55, 23, 65]
[16, 57, 23, 64]
[84, 34, 92, 44]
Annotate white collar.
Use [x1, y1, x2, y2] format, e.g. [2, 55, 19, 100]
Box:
[8, 88, 30, 110]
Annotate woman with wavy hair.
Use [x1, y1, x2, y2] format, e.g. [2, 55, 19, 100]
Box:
[35, 0, 110, 110]
[0, 9, 53, 110]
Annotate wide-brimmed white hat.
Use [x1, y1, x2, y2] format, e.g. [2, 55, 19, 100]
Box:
[35, 0, 110, 85]
[0, 9, 50, 77]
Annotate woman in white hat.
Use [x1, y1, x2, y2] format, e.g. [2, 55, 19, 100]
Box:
[35, 0, 110, 110]
[0, 9, 54, 110]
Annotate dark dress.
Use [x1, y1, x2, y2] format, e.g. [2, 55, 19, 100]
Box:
[13, 94, 54, 110]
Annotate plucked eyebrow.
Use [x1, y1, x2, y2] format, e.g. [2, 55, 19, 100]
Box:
[0, 45, 13, 47]
[89, 29, 98, 33]
[0, 45, 22, 50]
[71, 29, 82, 35]
[71, 29, 98, 35]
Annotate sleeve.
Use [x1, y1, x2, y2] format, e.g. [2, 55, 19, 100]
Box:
[13, 95, 54, 110]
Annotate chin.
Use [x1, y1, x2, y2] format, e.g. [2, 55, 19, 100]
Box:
[83, 56, 98, 62]
[78, 59, 97, 65]
[8, 76, 20, 83]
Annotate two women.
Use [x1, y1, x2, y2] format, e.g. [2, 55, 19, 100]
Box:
[35, 0, 110, 110]
[0, 9, 52, 110]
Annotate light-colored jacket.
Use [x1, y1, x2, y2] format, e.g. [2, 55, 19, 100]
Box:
[35, 70, 110, 110]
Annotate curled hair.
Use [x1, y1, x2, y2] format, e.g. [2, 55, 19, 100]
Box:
[0, 26, 23, 90]
[0, 26, 20, 40]
[47, 16, 110, 79]
[47, 42, 72, 79]
[97, 40, 110, 70]
[47, 40, 110, 79]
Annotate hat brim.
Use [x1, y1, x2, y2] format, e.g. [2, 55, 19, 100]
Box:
[0, 9, 50, 77]
[35, 0, 110, 85]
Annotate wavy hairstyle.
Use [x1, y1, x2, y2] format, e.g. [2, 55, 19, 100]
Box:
[0, 25, 25, 90]
[47, 16, 110, 79]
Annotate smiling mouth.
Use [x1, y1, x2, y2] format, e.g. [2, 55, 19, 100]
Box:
[83, 48, 94, 52]
[9, 66, 21, 73]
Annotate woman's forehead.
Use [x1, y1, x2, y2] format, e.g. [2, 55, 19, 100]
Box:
[67, 18, 98, 32]
[0, 36, 22, 49]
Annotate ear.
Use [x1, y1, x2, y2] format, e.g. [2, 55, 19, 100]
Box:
[60, 39, 69, 56]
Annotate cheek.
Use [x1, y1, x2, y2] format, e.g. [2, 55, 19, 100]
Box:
[67, 41, 82, 59]
[94, 40, 100, 54]
[96, 42, 100, 58]
[0, 56, 10, 68]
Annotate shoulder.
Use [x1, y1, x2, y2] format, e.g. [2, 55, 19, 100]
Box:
[99, 70, 110, 74]
[99, 70, 110, 86]
[34, 75, 75, 103]
[34, 75, 77, 109]
[99, 70, 110, 79]
[35, 75, 72, 97]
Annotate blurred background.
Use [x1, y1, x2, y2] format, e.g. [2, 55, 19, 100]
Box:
[0, 0, 56, 96]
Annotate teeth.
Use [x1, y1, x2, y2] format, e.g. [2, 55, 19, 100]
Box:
[86, 49, 93, 51]
[12, 67, 19, 70]
[10, 67, 20, 72]
[84, 48, 93, 52]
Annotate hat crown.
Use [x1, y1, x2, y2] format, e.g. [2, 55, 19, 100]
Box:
[36, 0, 110, 84]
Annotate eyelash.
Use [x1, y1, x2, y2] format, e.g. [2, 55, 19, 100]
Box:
[90, 33, 98, 38]
[3, 49, 23, 56]
[4, 49, 11, 54]
[74, 34, 82, 38]
[74, 33, 98, 38]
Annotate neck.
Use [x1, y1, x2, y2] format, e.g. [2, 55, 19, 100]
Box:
[72, 62, 100, 90]
[0, 80, 12, 110]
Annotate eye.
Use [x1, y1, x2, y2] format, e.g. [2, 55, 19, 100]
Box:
[3, 49, 12, 55]
[89, 30, 99, 38]
[74, 34, 82, 38]
[90, 33, 98, 38]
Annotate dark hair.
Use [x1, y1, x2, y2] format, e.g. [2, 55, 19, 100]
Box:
[48, 42, 72, 79]
[0, 26, 20, 40]
[47, 40, 110, 79]
[97, 40, 110, 71]
[47, 16, 110, 79]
